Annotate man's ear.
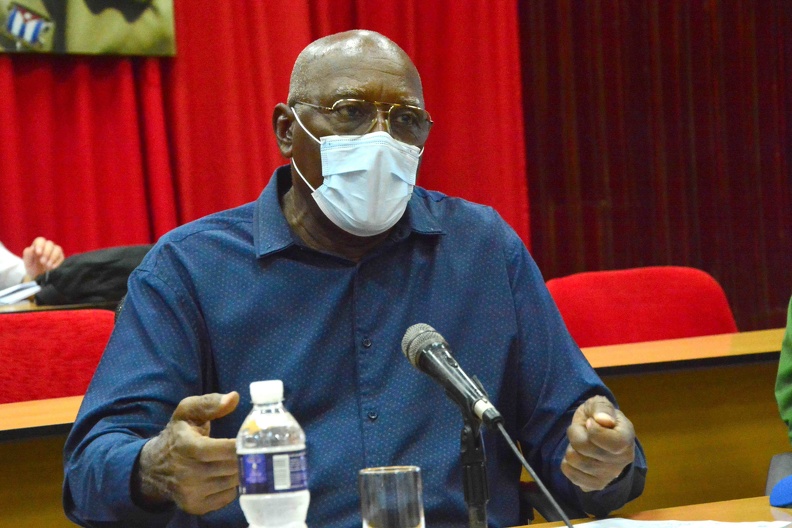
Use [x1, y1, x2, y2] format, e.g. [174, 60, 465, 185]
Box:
[273, 103, 294, 158]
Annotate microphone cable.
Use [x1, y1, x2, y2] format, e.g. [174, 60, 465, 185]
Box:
[495, 422, 574, 528]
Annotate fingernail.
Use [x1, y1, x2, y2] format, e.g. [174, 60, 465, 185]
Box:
[586, 418, 593, 429]
[220, 393, 232, 405]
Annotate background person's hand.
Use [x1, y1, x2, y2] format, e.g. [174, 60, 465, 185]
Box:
[136, 392, 240, 515]
[561, 395, 636, 492]
[22, 237, 64, 280]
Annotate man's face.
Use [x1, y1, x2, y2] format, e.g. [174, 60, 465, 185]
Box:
[289, 47, 426, 192]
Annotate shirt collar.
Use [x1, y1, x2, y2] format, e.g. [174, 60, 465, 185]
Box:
[253, 165, 445, 258]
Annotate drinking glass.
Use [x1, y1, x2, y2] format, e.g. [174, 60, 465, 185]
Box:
[358, 466, 425, 528]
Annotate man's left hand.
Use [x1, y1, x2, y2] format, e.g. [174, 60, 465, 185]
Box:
[561, 395, 636, 492]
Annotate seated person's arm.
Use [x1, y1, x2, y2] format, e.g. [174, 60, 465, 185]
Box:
[776, 297, 792, 443]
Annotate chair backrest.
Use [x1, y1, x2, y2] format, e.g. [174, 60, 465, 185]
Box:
[0, 309, 115, 404]
[546, 266, 738, 348]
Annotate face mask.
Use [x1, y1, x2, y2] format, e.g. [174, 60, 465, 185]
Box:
[290, 108, 422, 237]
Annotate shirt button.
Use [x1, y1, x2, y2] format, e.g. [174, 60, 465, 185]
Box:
[367, 410, 378, 421]
[362, 338, 372, 348]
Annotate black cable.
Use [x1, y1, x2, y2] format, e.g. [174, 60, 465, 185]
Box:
[495, 422, 574, 528]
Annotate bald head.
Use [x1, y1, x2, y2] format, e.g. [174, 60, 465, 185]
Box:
[288, 30, 423, 106]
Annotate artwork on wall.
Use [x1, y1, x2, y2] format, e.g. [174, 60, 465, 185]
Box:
[0, 0, 175, 56]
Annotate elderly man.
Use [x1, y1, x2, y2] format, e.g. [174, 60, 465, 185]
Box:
[64, 30, 646, 528]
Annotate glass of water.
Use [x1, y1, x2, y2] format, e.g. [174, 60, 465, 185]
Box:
[359, 466, 425, 528]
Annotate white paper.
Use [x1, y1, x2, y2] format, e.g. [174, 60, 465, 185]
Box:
[0, 281, 40, 305]
[576, 519, 791, 528]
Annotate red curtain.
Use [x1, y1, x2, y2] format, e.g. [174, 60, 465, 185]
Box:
[0, 0, 529, 259]
[520, 0, 792, 330]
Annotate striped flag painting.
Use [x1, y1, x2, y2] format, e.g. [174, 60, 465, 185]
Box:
[4, 2, 51, 49]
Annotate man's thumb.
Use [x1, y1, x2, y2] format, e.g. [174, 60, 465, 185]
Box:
[172, 392, 240, 426]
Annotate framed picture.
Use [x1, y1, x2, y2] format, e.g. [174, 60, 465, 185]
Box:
[1, 0, 175, 56]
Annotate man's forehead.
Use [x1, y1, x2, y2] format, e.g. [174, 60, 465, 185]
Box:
[303, 55, 423, 104]
[320, 85, 423, 107]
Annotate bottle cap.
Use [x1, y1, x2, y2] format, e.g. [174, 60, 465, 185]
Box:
[249, 380, 284, 404]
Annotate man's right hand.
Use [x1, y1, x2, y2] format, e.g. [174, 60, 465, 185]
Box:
[135, 392, 240, 515]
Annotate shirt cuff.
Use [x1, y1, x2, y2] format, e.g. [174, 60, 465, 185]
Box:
[106, 438, 176, 524]
[576, 461, 647, 518]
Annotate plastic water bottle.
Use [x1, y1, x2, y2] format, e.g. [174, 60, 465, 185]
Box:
[237, 380, 310, 528]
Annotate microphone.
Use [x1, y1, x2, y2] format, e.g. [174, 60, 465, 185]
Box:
[402, 323, 574, 528]
[401, 323, 503, 427]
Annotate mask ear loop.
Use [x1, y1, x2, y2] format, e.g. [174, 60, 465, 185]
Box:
[290, 108, 321, 192]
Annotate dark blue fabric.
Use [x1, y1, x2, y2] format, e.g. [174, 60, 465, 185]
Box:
[63, 165, 647, 528]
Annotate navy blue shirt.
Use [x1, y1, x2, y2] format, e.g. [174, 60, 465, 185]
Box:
[64, 166, 646, 528]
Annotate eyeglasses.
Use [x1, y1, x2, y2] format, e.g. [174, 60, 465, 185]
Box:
[293, 98, 433, 146]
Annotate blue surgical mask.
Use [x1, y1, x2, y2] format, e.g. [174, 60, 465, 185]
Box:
[290, 109, 421, 237]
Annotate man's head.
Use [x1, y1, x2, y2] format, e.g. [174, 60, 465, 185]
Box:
[274, 30, 426, 184]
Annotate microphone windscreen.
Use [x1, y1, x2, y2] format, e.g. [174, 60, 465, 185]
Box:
[401, 323, 445, 367]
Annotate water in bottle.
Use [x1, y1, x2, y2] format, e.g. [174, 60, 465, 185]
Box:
[237, 380, 310, 528]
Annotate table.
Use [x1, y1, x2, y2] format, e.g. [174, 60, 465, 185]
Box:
[526, 496, 792, 526]
[0, 395, 83, 441]
[579, 328, 789, 514]
[0, 300, 117, 313]
[584, 328, 786, 372]
[0, 396, 85, 527]
[0, 329, 786, 526]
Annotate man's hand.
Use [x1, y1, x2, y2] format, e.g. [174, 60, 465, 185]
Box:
[561, 395, 636, 492]
[22, 237, 65, 280]
[136, 392, 240, 515]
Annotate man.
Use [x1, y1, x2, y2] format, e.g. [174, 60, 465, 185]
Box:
[0, 236, 64, 289]
[63, 30, 646, 527]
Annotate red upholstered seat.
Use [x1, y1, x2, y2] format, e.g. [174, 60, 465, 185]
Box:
[546, 266, 738, 348]
[0, 309, 115, 404]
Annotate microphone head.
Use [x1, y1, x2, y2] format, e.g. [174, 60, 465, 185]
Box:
[401, 323, 446, 367]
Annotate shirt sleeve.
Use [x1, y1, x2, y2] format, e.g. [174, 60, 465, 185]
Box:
[496, 213, 647, 518]
[0, 242, 26, 289]
[63, 248, 209, 527]
[776, 297, 792, 443]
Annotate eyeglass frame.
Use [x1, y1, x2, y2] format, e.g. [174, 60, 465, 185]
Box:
[292, 98, 433, 145]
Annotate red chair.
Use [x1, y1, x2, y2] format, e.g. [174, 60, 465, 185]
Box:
[0, 309, 115, 404]
[546, 266, 738, 348]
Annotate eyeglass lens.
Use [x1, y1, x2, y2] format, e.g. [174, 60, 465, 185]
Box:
[328, 99, 431, 145]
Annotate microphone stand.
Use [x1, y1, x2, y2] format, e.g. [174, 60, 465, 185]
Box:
[460, 414, 489, 528]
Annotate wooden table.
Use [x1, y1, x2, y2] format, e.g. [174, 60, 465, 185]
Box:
[0, 329, 786, 526]
[584, 328, 786, 372]
[0, 300, 117, 313]
[0, 395, 83, 441]
[526, 496, 792, 526]
[579, 328, 789, 515]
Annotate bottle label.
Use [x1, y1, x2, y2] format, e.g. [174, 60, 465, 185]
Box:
[238, 450, 308, 495]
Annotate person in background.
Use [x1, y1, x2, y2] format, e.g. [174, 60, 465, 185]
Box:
[0, 237, 64, 289]
[775, 296, 792, 441]
[63, 30, 647, 528]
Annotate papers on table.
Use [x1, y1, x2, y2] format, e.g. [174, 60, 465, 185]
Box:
[577, 520, 791, 528]
[0, 281, 40, 305]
